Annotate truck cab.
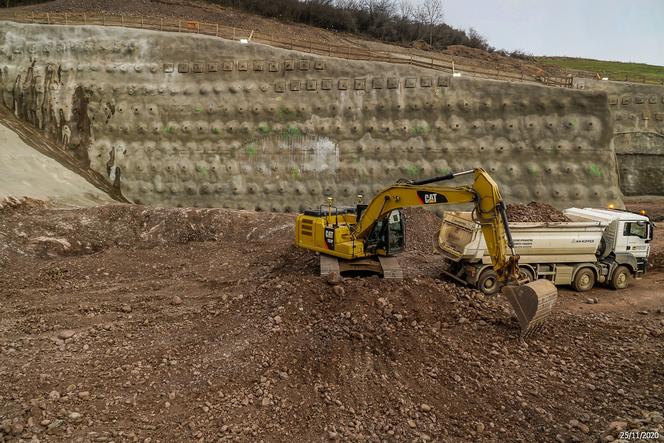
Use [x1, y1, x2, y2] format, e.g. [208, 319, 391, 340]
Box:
[564, 208, 653, 275]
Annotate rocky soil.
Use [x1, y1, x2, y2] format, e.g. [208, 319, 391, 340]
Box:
[506, 202, 569, 223]
[0, 202, 662, 442]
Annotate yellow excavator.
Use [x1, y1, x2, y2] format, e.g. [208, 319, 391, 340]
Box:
[294, 168, 558, 337]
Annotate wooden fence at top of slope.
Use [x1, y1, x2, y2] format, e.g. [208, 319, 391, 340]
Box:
[0, 11, 574, 88]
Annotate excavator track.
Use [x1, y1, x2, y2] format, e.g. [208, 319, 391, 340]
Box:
[319, 255, 403, 279]
[319, 255, 341, 277]
[377, 256, 404, 279]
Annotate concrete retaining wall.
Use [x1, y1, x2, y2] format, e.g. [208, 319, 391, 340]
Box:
[574, 77, 664, 196]
[0, 22, 623, 210]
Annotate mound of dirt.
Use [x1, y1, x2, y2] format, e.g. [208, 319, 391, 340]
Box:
[402, 207, 441, 255]
[442, 45, 549, 77]
[650, 250, 664, 270]
[0, 196, 49, 213]
[506, 202, 569, 222]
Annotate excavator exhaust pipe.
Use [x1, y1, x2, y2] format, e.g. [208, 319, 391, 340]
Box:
[502, 279, 558, 338]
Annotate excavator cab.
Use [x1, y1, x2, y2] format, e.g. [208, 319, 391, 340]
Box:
[364, 210, 405, 255]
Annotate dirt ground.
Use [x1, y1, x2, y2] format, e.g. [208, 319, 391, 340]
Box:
[0, 199, 662, 442]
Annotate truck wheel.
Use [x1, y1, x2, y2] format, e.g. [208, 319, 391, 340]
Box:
[518, 267, 535, 282]
[609, 266, 631, 290]
[573, 268, 595, 292]
[477, 269, 500, 296]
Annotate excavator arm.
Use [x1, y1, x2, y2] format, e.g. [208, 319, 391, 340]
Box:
[352, 169, 520, 284]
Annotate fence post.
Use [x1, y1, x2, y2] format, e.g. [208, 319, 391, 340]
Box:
[102, 15, 105, 26]
[141, 17, 143, 29]
[233, 27, 236, 40]
[431, 57, 433, 68]
[121, 15, 124, 26]
[64, 13, 67, 25]
[178, 20, 181, 32]
[309, 40, 312, 53]
[83, 13, 86, 25]
[328, 45, 331, 56]
[47, 13, 50, 25]
[347, 46, 350, 59]
[216, 23, 219, 37]
[160, 18, 163, 31]
[32, 12, 35, 23]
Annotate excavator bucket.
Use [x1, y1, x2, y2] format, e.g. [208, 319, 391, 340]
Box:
[502, 279, 558, 338]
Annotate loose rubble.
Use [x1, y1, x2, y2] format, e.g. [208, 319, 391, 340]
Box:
[0, 202, 662, 442]
[506, 201, 570, 222]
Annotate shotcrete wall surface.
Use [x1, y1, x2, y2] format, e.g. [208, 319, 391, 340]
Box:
[575, 77, 664, 196]
[1, 22, 622, 210]
[0, 121, 112, 205]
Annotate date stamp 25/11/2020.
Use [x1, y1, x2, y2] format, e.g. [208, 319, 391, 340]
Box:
[618, 430, 661, 441]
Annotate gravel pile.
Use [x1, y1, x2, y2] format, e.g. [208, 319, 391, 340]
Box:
[506, 201, 569, 222]
[402, 207, 441, 255]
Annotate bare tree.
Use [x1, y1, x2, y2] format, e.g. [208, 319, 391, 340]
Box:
[362, 0, 395, 17]
[467, 27, 488, 48]
[398, 0, 414, 20]
[416, 0, 444, 46]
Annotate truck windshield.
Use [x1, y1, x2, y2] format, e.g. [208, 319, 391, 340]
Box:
[623, 222, 648, 239]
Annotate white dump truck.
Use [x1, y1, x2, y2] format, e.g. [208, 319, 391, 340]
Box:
[438, 208, 654, 294]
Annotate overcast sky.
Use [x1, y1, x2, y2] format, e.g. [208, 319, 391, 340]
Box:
[438, 0, 664, 65]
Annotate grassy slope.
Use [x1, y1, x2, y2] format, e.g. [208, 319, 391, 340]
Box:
[537, 56, 664, 83]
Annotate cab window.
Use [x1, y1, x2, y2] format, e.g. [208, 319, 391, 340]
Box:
[623, 222, 647, 239]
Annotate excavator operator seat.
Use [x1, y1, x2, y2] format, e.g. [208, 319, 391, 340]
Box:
[364, 210, 405, 255]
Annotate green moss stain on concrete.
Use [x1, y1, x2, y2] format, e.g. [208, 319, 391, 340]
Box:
[410, 124, 430, 136]
[258, 123, 271, 134]
[284, 126, 302, 137]
[588, 164, 603, 177]
[195, 164, 208, 177]
[405, 164, 422, 177]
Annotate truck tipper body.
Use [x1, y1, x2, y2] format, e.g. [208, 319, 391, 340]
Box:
[438, 208, 654, 294]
